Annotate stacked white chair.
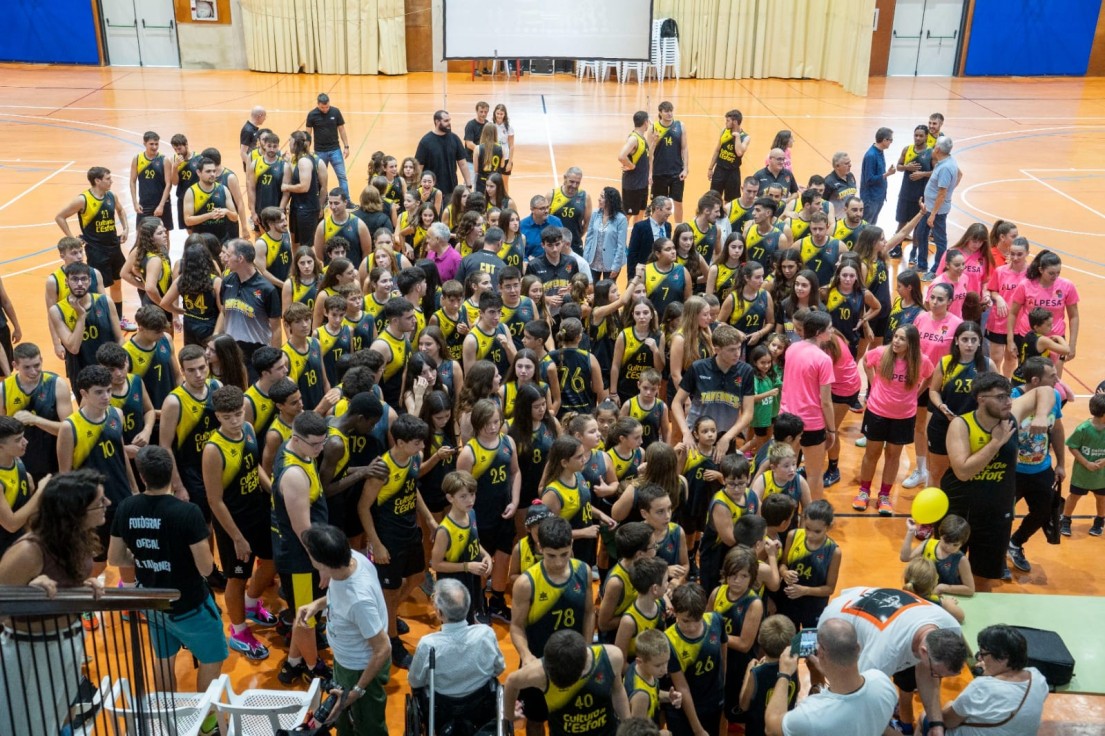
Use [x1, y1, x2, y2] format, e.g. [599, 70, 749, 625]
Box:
[578, 60, 618, 82]
[653, 18, 681, 82]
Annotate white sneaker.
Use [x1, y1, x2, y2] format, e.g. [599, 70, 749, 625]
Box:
[902, 468, 928, 489]
[855, 436, 868, 448]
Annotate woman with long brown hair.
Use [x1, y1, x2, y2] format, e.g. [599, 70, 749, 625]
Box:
[667, 295, 714, 403]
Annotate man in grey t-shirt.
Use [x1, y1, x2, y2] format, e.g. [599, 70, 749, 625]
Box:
[915, 136, 962, 280]
[216, 239, 282, 375]
[300, 524, 391, 734]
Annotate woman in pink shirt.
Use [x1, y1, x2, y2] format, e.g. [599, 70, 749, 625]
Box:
[820, 327, 862, 490]
[986, 237, 1029, 376]
[904, 283, 962, 489]
[1007, 249, 1080, 378]
[854, 323, 933, 515]
[926, 249, 969, 318]
[780, 309, 836, 500]
[937, 223, 996, 296]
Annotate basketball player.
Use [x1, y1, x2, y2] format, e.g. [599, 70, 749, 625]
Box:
[313, 188, 371, 267]
[618, 112, 657, 225]
[548, 168, 592, 255]
[54, 166, 132, 331]
[707, 110, 750, 203]
[183, 157, 239, 244]
[129, 131, 173, 231]
[246, 130, 285, 233]
[651, 101, 690, 222]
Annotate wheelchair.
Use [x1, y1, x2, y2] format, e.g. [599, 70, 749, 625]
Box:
[403, 649, 509, 736]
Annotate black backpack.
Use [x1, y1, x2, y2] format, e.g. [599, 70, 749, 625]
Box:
[660, 18, 679, 39]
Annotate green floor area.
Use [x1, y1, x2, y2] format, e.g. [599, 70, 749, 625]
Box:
[958, 593, 1104, 694]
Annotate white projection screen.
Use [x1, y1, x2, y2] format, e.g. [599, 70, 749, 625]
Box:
[443, 0, 654, 61]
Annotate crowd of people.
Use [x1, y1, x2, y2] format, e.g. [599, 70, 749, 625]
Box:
[0, 94, 1088, 736]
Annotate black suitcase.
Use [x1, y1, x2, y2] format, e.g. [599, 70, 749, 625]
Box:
[1013, 626, 1075, 689]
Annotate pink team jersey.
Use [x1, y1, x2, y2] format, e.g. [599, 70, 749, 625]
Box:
[1010, 276, 1079, 337]
[926, 275, 968, 318]
[864, 347, 934, 420]
[780, 340, 834, 431]
[936, 249, 990, 295]
[829, 334, 862, 398]
[914, 311, 963, 368]
[985, 265, 1027, 335]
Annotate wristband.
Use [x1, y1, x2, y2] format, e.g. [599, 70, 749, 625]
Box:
[927, 722, 944, 731]
[776, 672, 795, 682]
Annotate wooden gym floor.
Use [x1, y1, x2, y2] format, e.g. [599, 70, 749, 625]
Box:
[2, 66, 1105, 733]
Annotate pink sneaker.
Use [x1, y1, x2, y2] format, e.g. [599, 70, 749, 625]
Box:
[245, 601, 278, 626]
[877, 495, 894, 517]
[229, 627, 270, 660]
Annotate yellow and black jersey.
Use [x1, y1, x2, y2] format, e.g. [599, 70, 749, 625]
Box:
[253, 156, 285, 213]
[373, 450, 422, 540]
[785, 528, 837, 589]
[617, 328, 660, 401]
[690, 218, 718, 263]
[665, 612, 726, 706]
[376, 329, 410, 408]
[189, 182, 231, 240]
[316, 323, 352, 387]
[544, 644, 618, 736]
[714, 128, 749, 171]
[257, 230, 292, 283]
[627, 396, 663, 448]
[434, 308, 466, 362]
[2, 371, 62, 475]
[644, 263, 686, 318]
[169, 381, 219, 488]
[292, 277, 319, 312]
[622, 598, 665, 660]
[436, 510, 481, 564]
[744, 222, 783, 270]
[545, 472, 593, 531]
[283, 338, 326, 411]
[625, 661, 660, 723]
[466, 435, 513, 501]
[712, 586, 760, 638]
[66, 407, 130, 502]
[0, 458, 32, 555]
[244, 382, 276, 439]
[271, 445, 327, 572]
[206, 425, 264, 518]
[798, 236, 842, 287]
[110, 374, 147, 444]
[525, 558, 591, 658]
[472, 323, 511, 375]
[502, 297, 536, 349]
[55, 294, 115, 376]
[135, 152, 168, 211]
[124, 335, 175, 410]
[79, 189, 119, 247]
[517, 534, 541, 573]
[601, 560, 638, 619]
[324, 212, 363, 265]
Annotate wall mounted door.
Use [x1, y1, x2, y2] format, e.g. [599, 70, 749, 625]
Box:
[888, 0, 965, 76]
[100, 0, 180, 67]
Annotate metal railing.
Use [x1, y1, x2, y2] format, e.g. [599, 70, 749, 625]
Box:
[0, 585, 181, 736]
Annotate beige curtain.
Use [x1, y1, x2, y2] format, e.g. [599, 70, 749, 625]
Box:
[240, 0, 407, 74]
[654, 0, 874, 96]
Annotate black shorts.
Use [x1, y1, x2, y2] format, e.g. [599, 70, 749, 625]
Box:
[475, 492, 517, 555]
[289, 207, 319, 246]
[831, 390, 860, 405]
[622, 188, 649, 216]
[753, 425, 770, 437]
[279, 569, 323, 626]
[710, 167, 742, 202]
[519, 686, 549, 723]
[893, 666, 918, 693]
[985, 330, 1008, 346]
[651, 174, 685, 202]
[175, 197, 190, 231]
[93, 506, 117, 563]
[326, 486, 366, 539]
[800, 428, 827, 447]
[945, 487, 1014, 581]
[1070, 485, 1105, 497]
[927, 413, 951, 455]
[861, 409, 916, 445]
[214, 516, 273, 579]
[376, 533, 425, 589]
[136, 207, 174, 232]
[870, 315, 890, 344]
[682, 483, 713, 536]
[183, 320, 215, 347]
[85, 241, 125, 286]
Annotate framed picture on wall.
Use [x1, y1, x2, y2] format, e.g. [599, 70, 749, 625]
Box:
[191, 0, 217, 21]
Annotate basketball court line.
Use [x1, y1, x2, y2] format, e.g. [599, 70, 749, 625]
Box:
[540, 94, 559, 187]
[1021, 169, 1105, 222]
[0, 160, 74, 213]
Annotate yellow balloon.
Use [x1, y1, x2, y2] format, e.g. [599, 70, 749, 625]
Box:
[911, 487, 949, 525]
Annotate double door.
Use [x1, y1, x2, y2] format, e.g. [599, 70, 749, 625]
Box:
[887, 0, 966, 76]
[100, 0, 180, 67]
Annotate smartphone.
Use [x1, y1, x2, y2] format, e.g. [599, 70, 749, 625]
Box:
[790, 629, 817, 658]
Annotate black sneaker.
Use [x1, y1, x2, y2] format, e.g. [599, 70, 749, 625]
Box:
[488, 599, 512, 623]
[888, 245, 903, 259]
[1001, 565, 1013, 582]
[1090, 517, 1104, 537]
[310, 659, 333, 681]
[822, 466, 841, 488]
[206, 567, 227, 591]
[849, 398, 864, 413]
[278, 658, 310, 685]
[1061, 516, 1073, 537]
[474, 610, 491, 625]
[396, 617, 410, 635]
[391, 638, 413, 669]
[1007, 542, 1031, 572]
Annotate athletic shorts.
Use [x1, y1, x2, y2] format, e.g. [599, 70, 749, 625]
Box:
[326, 486, 366, 539]
[622, 188, 649, 216]
[376, 534, 425, 589]
[893, 666, 918, 693]
[753, 425, 771, 437]
[519, 686, 549, 723]
[985, 330, 1008, 346]
[279, 569, 323, 627]
[870, 315, 890, 345]
[475, 492, 517, 555]
[860, 409, 915, 445]
[651, 174, 685, 202]
[927, 414, 951, 455]
[136, 207, 174, 233]
[831, 390, 860, 405]
[213, 517, 272, 579]
[147, 595, 229, 664]
[946, 488, 1013, 581]
[1070, 485, 1105, 497]
[85, 242, 125, 286]
[800, 428, 827, 447]
[710, 167, 743, 202]
[289, 208, 319, 246]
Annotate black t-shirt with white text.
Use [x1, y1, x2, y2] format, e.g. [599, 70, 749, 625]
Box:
[111, 493, 210, 615]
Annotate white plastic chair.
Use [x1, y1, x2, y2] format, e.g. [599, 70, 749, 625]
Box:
[214, 674, 322, 735]
[620, 61, 650, 83]
[577, 60, 617, 82]
[100, 675, 223, 736]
